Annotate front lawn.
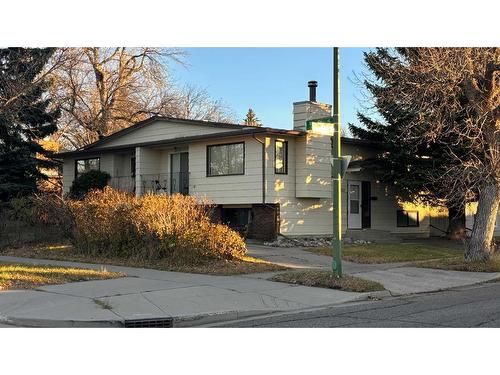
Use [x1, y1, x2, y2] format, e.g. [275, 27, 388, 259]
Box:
[0, 261, 124, 291]
[269, 270, 385, 292]
[307, 243, 462, 264]
[411, 257, 500, 273]
[0, 244, 287, 276]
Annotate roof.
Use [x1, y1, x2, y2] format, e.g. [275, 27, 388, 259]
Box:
[54, 115, 379, 158]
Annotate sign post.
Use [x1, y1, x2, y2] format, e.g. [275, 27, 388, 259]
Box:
[305, 48, 347, 278]
[331, 47, 342, 278]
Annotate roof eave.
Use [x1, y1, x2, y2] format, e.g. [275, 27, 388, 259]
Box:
[54, 127, 306, 158]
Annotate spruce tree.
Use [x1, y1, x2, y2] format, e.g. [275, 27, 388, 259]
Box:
[0, 48, 60, 201]
[244, 108, 261, 126]
[349, 48, 466, 238]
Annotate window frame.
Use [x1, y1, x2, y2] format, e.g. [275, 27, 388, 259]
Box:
[396, 210, 419, 227]
[74, 157, 101, 179]
[206, 141, 245, 177]
[274, 139, 288, 175]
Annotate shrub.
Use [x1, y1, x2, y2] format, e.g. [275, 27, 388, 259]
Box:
[1, 193, 72, 247]
[68, 187, 246, 263]
[69, 170, 111, 199]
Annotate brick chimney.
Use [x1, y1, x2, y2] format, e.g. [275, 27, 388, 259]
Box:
[293, 81, 332, 131]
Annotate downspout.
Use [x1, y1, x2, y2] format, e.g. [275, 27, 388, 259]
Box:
[252, 134, 266, 204]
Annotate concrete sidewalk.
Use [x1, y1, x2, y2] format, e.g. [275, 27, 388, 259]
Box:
[246, 244, 500, 295]
[0, 255, 372, 327]
[247, 244, 409, 273]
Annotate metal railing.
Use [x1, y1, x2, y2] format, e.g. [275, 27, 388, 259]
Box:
[140, 172, 189, 195]
[109, 176, 136, 193]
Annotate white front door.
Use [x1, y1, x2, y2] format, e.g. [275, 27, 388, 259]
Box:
[348, 180, 362, 229]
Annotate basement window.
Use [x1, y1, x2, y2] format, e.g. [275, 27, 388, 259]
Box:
[75, 157, 100, 178]
[397, 210, 419, 227]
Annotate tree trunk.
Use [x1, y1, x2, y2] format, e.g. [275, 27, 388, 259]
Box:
[447, 205, 466, 240]
[465, 183, 500, 261]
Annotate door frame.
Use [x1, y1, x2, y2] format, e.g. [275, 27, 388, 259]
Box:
[347, 180, 362, 229]
[346, 180, 371, 229]
[170, 152, 189, 195]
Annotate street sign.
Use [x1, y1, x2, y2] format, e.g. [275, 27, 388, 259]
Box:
[341, 155, 352, 178]
[331, 155, 352, 178]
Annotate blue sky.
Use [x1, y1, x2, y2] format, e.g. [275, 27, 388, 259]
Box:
[170, 48, 371, 133]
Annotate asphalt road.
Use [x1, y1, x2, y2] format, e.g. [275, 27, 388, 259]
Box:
[219, 281, 500, 327]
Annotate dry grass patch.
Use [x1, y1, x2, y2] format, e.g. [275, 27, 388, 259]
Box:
[269, 270, 385, 292]
[0, 261, 124, 291]
[412, 257, 500, 273]
[308, 243, 461, 264]
[0, 244, 286, 276]
[1, 189, 286, 275]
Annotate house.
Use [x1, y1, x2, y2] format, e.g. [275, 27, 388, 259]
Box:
[465, 203, 500, 238]
[57, 82, 458, 241]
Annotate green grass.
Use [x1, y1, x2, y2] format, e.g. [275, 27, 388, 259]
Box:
[269, 270, 385, 292]
[411, 257, 500, 272]
[307, 243, 462, 264]
[0, 261, 124, 291]
[1, 243, 287, 276]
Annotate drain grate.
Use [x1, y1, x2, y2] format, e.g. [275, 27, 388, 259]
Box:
[124, 318, 174, 328]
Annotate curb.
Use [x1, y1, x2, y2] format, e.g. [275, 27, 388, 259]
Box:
[197, 295, 390, 327]
[177, 290, 386, 327]
[366, 290, 392, 299]
[0, 311, 277, 328]
[0, 290, 385, 328]
[173, 309, 279, 327]
[0, 315, 124, 328]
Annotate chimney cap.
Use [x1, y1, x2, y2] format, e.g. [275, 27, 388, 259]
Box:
[308, 80, 318, 102]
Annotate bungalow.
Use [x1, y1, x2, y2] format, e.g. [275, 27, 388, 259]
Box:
[58, 82, 487, 241]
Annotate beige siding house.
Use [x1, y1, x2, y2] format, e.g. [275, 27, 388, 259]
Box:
[465, 203, 500, 238]
[58, 90, 451, 240]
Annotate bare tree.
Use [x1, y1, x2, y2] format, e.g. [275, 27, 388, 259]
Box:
[370, 48, 499, 260]
[48, 47, 186, 148]
[163, 84, 235, 123]
[48, 48, 235, 149]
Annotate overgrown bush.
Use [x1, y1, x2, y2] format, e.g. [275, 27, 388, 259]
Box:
[0, 193, 72, 247]
[69, 170, 111, 199]
[68, 187, 246, 263]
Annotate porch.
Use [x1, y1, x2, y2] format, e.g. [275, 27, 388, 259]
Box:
[109, 172, 189, 196]
[104, 145, 190, 196]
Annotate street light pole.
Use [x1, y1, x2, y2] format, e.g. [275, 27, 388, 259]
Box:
[331, 47, 343, 278]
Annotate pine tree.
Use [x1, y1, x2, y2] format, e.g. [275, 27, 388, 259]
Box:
[349, 48, 466, 238]
[0, 48, 60, 201]
[243, 108, 261, 126]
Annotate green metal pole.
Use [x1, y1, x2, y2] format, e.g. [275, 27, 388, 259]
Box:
[332, 47, 342, 278]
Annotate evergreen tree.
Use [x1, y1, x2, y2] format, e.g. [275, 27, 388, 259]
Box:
[349, 48, 466, 238]
[0, 48, 60, 201]
[243, 108, 261, 126]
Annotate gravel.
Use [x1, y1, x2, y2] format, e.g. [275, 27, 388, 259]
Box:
[263, 236, 371, 248]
